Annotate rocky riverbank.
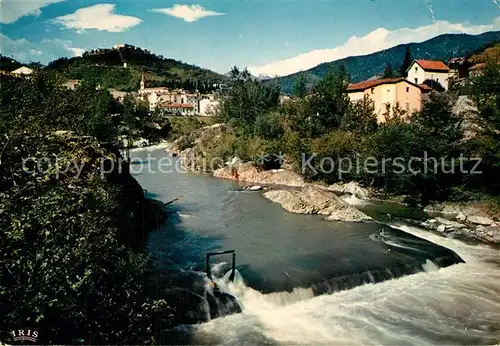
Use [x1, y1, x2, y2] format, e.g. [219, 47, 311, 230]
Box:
[169, 124, 500, 244]
[416, 202, 500, 244]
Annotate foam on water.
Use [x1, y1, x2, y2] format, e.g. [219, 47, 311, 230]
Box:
[194, 224, 500, 345]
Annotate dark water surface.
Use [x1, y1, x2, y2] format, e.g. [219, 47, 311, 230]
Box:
[131, 147, 500, 345]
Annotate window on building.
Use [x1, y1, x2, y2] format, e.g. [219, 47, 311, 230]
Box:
[406, 87, 409, 92]
[415, 67, 418, 72]
[415, 78, 418, 84]
[371, 88, 374, 94]
[406, 103, 410, 111]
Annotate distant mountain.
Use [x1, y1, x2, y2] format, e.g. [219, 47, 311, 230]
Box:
[45, 45, 228, 92]
[272, 31, 500, 94]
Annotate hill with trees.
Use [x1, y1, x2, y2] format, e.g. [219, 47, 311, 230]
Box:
[43, 45, 228, 92]
[273, 31, 500, 94]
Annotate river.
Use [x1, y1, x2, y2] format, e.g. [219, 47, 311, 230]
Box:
[131, 147, 500, 345]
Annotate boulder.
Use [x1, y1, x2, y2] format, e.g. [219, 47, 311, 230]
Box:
[327, 181, 370, 200]
[247, 185, 263, 191]
[259, 169, 305, 187]
[213, 166, 236, 180]
[437, 224, 447, 233]
[215, 161, 305, 187]
[263, 185, 372, 222]
[263, 190, 318, 214]
[467, 215, 495, 226]
[457, 212, 467, 221]
[236, 162, 261, 182]
[435, 217, 467, 230]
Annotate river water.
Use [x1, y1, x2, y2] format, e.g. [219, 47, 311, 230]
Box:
[131, 148, 500, 345]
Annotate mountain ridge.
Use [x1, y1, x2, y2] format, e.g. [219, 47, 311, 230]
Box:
[271, 31, 500, 94]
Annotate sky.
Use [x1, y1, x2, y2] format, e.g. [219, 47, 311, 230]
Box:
[0, 0, 499, 76]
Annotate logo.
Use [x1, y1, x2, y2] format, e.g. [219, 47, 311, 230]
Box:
[10, 330, 39, 343]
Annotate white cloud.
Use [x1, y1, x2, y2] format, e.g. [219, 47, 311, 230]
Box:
[249, 16, 500, 77]
[0, 34, 84, 63]
[51, 4, 142, 33]
[67, 47, 84, 57]
[152, 4, 224, 22]
[0, 0, 64, 24]
[30, 49, 43, 56]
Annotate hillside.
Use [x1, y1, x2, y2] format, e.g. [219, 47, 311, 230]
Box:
[45, 45, 228, 92]
[0, 55, 23, 71]
[273, 31, 500, 94]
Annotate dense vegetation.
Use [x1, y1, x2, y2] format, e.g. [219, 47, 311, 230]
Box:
[273, 31, 500, 93]
[206, 60, 500, 207]
[45, 45, 228, 92]
[0, 71, 175, 344]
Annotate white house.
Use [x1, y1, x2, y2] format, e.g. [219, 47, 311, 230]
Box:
[406, 59, 450, 90]
[12, 66, 34, 76]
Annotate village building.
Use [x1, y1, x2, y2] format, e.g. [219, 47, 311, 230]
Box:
[447, 57, 470, 80]
[12, 66, 34, 76]
[158, 101, 195, 116]
[138, 73, 216, 114]
[347, 77, 430, 123]
[468, 63, 487, 78]
[406, 59, 450, 90]
[62, 79, 81, 90]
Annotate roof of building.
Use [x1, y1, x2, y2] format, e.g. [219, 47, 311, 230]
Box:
[347, 77, 432, 93]
[159, 102, 194, 109]
[348, 77, 426, 92]
[418, 83, 433, 91]
[12, 66, 34, 75]
[469, 63, 487, 71]
[139, 87, 169, 92]
[411, 59, 450, 72]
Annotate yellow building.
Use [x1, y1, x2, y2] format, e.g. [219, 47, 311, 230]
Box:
[347, 77, 430, 123]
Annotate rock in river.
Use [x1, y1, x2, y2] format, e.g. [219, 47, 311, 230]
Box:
[263, 185, 372, 222]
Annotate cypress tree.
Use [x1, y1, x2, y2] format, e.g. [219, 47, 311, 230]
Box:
[400, 46, 412, 77]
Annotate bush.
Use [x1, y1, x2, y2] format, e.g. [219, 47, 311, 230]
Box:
[0, 134, 171, 344]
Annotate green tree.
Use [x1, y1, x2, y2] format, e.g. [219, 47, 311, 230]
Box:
[383, 63, 395, 78]
[219, 67, 280, 134]
[399, 46, 412, 77]
[466, 61, 500, 194]
[341, 94, 378, 133]
[309, 64, 351, 133]
[293, 73, 308, 98]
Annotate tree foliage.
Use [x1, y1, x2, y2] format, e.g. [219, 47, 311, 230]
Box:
[399, 46, 413, 77]
[293, 73, 308, 98]
[219, 67, 280, 134]
[383, 63, 395, 78]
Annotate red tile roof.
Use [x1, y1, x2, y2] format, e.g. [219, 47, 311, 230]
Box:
[418, 83, 432, 90]
[347, 77, 431, 92]
[414, 59, 450, 72]
[347, 77, 406, 92]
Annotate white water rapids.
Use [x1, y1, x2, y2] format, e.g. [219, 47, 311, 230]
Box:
[195, 224, 500, 345]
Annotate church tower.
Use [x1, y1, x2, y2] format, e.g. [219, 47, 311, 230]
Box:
[140, 72, 145, 90]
